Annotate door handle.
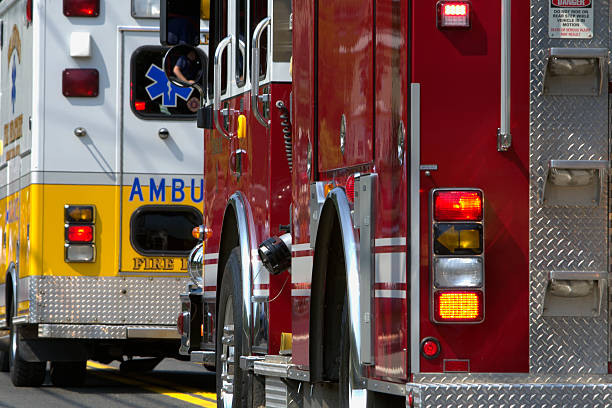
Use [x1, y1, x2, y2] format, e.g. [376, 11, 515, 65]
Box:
[214, 35, 233, 140]
[251, 17, 271, 128]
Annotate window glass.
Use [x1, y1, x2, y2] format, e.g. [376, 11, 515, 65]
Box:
[236, 0, 247, 86]
[250, 0, 267, 79]
[130, 46, 201, 119]
[208, 0, 228, 98]
[130, 205, 203, 256]
[132, 0, 160, 18]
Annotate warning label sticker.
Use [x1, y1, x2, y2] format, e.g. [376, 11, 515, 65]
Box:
[549, 0, 593, 39]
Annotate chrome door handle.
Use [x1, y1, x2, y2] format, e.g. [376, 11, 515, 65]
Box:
[214, 35, 233, 140]
[251, 17, 271, 128]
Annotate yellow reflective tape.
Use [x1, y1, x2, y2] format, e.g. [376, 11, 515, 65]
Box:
[87, 362, 216, 408]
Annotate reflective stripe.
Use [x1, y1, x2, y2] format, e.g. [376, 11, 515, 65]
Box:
[375, 290, 406, 299]
[374, 237, 407, 247]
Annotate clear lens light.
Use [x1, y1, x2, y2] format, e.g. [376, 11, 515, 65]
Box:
[434, 257, 482, 288]
[132, 0, 160, 18]
[187, 242, 204, 287]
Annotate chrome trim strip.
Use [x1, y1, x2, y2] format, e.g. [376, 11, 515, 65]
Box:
[291, 243, 312, 252]
[126, 327, 180, 339]
[291, 289, 311, 297]
[204, 253, 220, 260]
[367, 378, 406, 396]
[374, 237, 407, 247]
[374, 290, 406, 299]
[190, 350, 216, 365]
[410, 83, 421, 373]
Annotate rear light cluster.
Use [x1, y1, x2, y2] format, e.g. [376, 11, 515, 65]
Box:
[436, 0, 471, 30]
[430, 189, 484, 323]
[64, 205, 96, 262]
[63, 1, 100, 98]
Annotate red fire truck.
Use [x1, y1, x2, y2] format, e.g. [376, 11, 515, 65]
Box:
[164, 0, 612, 406]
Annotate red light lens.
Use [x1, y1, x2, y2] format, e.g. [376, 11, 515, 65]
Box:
[437, 1, 471, 29]
[434, 190, 482, 221]
[26, 0, 32, 23]
[345, 175, 355, 203]
[434, 290, 483, 322]
[177, 313, 184, 336]
[67, 225, 93, 243]
[62, 69, 99, 97]
[63, 0, 100, 17]
[135, 101, 146, 111]
[423, 341, 439, 357]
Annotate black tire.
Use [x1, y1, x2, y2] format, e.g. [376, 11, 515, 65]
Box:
[216, 247, 247, 408]
[0, 349, 8, 372]
[9, 303, 46, 387]
[338, 293, 350, 408]
[50, 361, 87, 387]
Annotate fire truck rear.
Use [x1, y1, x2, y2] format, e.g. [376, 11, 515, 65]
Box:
[0, 0, 207, 387]
[172, 0, 612, 406]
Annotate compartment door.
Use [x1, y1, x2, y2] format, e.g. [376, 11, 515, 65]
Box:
[317, 0, 374, 173]
[119, 28, 203, 275]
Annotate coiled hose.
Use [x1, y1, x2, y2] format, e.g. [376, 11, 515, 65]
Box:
[276, 100, 292, 171]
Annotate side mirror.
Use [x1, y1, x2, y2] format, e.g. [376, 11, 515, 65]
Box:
[160, 0, 201, 46]
[163, 44, 207, 88]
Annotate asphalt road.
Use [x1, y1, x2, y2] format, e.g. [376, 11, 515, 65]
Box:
[0, 359, 217, 408]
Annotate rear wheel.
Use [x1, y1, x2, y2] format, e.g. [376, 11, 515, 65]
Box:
[9, 303, 46, 387]
[50, 361, 87, 387]
[216, 248, 247, 408]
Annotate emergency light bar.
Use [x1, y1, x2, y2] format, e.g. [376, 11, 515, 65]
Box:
[437, 1, 471, 29]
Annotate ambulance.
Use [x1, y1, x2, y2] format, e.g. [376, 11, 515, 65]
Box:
[0, 0, 207, 387]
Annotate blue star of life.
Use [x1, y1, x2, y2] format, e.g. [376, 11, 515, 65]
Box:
[11, 59, 17, 114]
[145, 64, 193, 107]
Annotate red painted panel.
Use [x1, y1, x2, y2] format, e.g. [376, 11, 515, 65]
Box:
[317, 0, 374, 172]
[414, 0, 530, 373]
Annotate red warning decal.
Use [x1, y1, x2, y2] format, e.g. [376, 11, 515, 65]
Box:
[551, 0, 590, 6]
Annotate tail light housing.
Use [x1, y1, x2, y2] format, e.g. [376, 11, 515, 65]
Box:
[63, 0, 100, 17]
[62, 69, 99, 97]
[65, 204, 95, 262]
[430, 189, 484, 324]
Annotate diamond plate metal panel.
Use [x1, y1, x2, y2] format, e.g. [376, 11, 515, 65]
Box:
[28, 276, 186, 325]
[409, 381, 612, 408]
[530, 0, 609, 373]
[38, 324, 127, 339]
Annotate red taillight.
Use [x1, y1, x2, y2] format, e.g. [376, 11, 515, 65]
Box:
[63, 0, 100, 17]
[434, 190, 482, 221]
[423, 340, 439, 357]
[345, 175, 356, 203]
[437, 1, 471, 29]
[26, 0, 32, 23]
[67, 225, 93, 243]
[135, 101, 146, 111]
[62, 69, 99, 97]
[434, 290, 483, 322]
[177, 313, 184, 336]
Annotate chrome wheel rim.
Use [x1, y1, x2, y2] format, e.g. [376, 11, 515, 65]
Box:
[220, 296, 234, 408]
